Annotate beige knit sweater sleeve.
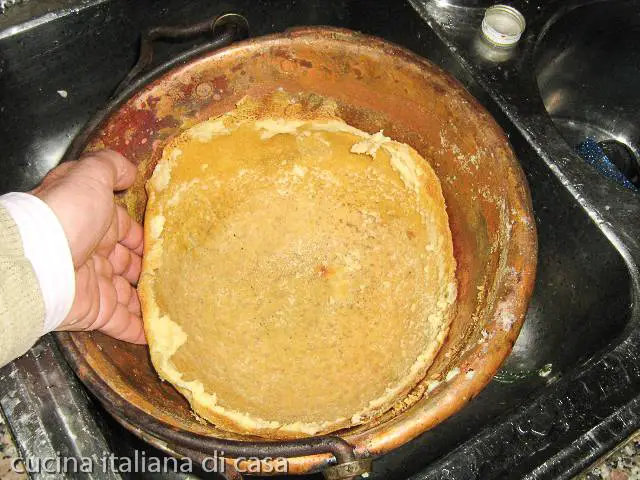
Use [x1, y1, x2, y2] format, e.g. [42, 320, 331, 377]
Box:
[0, 204, 45, 368]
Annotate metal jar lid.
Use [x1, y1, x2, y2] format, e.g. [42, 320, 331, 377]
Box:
[481, 5, 526, 47]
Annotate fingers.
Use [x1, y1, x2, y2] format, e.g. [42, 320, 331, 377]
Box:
[92, 270, 119, 330]
[92, 252, 114, 278]
[63, 255, 115, 332]
[115, 205, 144, 255]
[98, 204, 142, 283]
[78, 149, 137, 191]
[98, 304, 147, 344]
[108, 243, 142, 284]
[128, 288, 141, 316]
[97, 269, 145, 344]
[113, 275, 141, 316]
[56, 254, 147, 345]
[95, 205, 119, 258]
[97, 270, 146, 343]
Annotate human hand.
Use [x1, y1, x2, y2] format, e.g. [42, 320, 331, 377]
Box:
[32, 150, 146, 343]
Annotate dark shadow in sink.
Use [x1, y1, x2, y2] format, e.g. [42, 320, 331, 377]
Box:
[0, 0, 634, 478]
[536, 0, 640, 184]
[498, 123, 633, 377]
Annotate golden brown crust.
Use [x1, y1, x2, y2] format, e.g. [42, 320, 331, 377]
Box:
[139, 94, 457, 439]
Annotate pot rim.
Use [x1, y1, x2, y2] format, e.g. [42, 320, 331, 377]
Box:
[57, 25, 537, 475]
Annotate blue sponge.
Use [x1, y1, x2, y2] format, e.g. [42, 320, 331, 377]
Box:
[575, 137, 637, 191]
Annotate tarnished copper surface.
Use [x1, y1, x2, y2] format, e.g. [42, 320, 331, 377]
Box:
[57, 27, 537, 475]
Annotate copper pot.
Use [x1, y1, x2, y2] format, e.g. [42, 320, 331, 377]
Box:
[57, 26, 537, 478]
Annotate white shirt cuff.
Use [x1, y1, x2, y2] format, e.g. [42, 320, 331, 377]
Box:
[0, 192, 75, 334]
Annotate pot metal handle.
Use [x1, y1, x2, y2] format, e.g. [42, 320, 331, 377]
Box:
[112, 13, 249, 98]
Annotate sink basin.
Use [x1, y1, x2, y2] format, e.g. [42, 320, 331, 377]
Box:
[0, 0, 639, 479]
[407, 0, 640, 477]
[536, 0, 640, 184]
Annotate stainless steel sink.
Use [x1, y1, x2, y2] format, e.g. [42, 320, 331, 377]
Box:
[1, 0, 639, 479]
[536, 0, 640, 185]
[409, 0, 640, 477]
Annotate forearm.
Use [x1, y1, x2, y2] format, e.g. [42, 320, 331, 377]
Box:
[0, 195, 75, 367]
[0, 205, 45, 367]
